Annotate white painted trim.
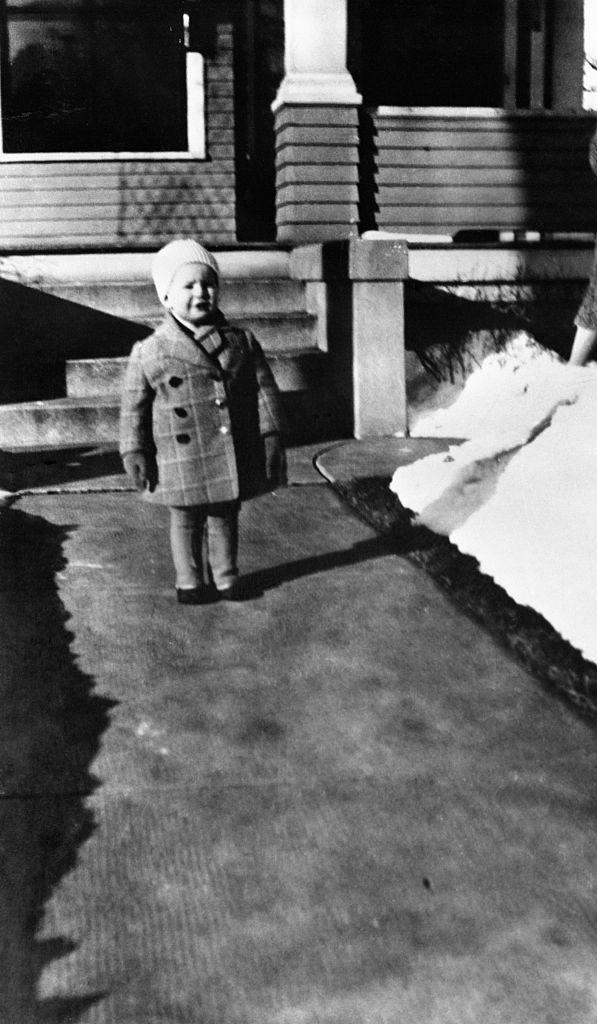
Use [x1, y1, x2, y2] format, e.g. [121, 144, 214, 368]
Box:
[0, 250, 292, 284]
[186, 52, 206, 159]
[374, 106, 597, 118]
[0, 151, 207, 164]
[272, 72, 361, 110]
[407, 246, 595, 282]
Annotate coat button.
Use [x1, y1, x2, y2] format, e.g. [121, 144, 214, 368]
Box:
[219, 425, 229, 435]
[215, 398, 226, 408]
[174, 407, 188, 418]
[175, 433, 191, 444]
[169, 376, 183, 388]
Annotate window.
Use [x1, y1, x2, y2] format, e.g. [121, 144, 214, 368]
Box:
[0, 0, 205, 157]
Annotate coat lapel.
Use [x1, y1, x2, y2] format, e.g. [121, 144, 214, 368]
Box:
[160, 314, 225, 371]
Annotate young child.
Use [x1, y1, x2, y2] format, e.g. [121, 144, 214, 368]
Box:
[119, 238, 286, 604]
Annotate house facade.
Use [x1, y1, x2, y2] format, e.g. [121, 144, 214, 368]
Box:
[0, 0, 594, 253]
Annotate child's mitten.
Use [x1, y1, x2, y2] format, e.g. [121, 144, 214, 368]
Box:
[123, 451, 149, 491]
[263, 433, 287, 488]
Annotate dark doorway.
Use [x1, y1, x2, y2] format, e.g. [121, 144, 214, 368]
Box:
[349, 0, 505, 108]
[234, 0, 284, 241]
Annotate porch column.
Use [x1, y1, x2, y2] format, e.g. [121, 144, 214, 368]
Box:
[291, 239, 408, 438]
[272, 0, 362, 244]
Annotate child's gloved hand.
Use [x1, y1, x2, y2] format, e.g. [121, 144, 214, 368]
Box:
[264, 433, 287, 488]
[123, 452, 149, 491]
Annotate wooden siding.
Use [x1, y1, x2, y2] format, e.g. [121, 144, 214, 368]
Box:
[368, 109, 597, 237]
[274, 105, 360, 243]
[0, 23, 237, 251]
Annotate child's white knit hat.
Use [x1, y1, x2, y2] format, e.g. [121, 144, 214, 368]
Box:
[152, 238, 220, 304]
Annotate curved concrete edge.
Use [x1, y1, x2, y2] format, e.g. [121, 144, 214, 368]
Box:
[314, 436, 460, 487]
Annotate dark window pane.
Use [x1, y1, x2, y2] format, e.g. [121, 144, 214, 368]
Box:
[360, 0, 505, 108]
[2, 0, 187, 152]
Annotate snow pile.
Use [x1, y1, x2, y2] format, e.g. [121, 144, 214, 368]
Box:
[392, 333, 597, 665]
[410, 333, 575, 445]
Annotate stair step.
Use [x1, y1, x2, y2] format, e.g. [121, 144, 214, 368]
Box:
[0, 382, 346, 449]
[229, 312, 318, 350]
[66, 348, 330, 398]
[37, 278, 310, 321]
[0, 396, 121, 448]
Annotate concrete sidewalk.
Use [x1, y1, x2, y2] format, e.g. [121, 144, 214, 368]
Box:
[3, 442, 597, 1024]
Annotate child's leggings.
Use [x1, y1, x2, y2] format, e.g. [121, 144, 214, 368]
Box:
[169, 501, 239, 591]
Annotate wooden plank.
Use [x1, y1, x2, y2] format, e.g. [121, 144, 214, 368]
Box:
[208, 113, 237, 129]
[206, 144, 235, 161]
[0, 217, 237, 235]
[0, 203, 235, 221]
[205, 65, 234, 82]
[0, 175, 235, 191]
[0, 188, 235, 207]
[376, 166, 594, 186]
[276, 184, 359, 203]
[276, 203, 356, 224]
[275, 126, 359, 146]
[203, 96, 234, 113]
[375, 149, 594, 169]
[277, 223, 349, 243]
[371, 113, 595, 131]
[0, 232, 238, 251]
[373, 129, 589, 149]
[277, 164, 358, 185]
[0, 160, 216, 177]
[206, 83, 235, 98]
[275, 107, 359, 129]
[275, 146, 359, 165]
[206, 128, 236, 145]
[377, 205, 596, 226]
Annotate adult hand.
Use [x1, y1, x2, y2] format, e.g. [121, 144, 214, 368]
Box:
[123, 452, 148, 491]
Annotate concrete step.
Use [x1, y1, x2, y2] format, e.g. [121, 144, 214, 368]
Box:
[38, 278, 311, 322]
[0, 387, 346, 448]
[228, 312, 318, 350]
[0, 396, 121, 448]
[64, 312, 319, 353]
[0, 250, 305, 320]
[0, 349, 345, 448]
[66, 348, 330, 398]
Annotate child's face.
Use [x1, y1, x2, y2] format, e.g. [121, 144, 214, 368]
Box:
[166, 263, 219, 326]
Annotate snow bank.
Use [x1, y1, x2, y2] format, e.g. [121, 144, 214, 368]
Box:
[392, 333, 597, 665]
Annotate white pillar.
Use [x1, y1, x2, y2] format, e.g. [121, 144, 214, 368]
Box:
[272, 0, 361, 108]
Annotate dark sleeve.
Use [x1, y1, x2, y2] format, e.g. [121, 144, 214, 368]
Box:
[246, 332, 287, 437]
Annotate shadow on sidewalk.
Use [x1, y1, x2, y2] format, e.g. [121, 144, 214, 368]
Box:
[0, 506, 116, 1022]
[0, 445, 126, 494]
[242, 534, 395, 593]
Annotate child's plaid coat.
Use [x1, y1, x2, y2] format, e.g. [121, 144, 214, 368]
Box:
[119, 313, 285, 507]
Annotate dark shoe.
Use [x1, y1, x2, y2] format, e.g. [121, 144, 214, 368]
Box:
[217, 579, 263, 602]
[176, 585, 219, 605]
